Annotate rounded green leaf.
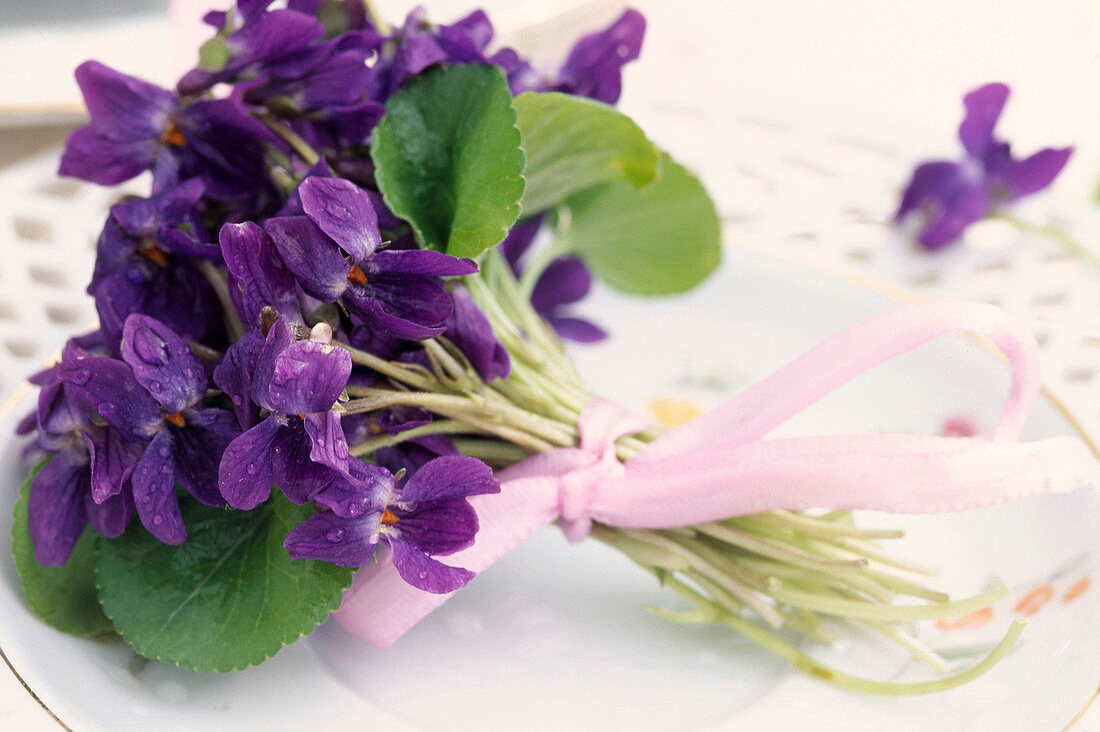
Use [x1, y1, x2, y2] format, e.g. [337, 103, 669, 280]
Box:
[514, 91, 659, 216]
[372, 63, 526, 259]
[560, 152, 721, 295]
[11, 459, 113, 637]
[96, 495, 352, 672]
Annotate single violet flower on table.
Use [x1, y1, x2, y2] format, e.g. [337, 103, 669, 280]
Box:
[896, 82, 1073, 249]
[284, 455, 499, 593]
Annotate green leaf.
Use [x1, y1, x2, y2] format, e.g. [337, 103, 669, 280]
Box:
[11, 459, 112, 636]
[559, 152, 721, 295]
[514, 92, 659, 216]
[96, 495, 352, 672]
[372, 63, 526, 259]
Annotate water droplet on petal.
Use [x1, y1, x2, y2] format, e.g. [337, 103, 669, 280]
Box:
[418, 571, 427, 580]
[246, 463, 258, 475]
[326, 528, 345, 543]
[148, 381, 162, 393]
[158, 445, 170, 458]
[231, 395, 243, 406]
[334, 441, 349, 459]
[68, 368, 92, 385]
[153, 515, 164, 526]
[316, 438, 326, 448]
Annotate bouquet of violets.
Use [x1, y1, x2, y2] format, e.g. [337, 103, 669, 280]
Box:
[12, 0, 1100, 696]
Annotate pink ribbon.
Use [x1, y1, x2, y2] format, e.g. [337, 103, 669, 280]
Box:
[334, 300, 1100, 647]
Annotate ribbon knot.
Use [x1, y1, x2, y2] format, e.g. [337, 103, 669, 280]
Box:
[334, 299, 1100, 648]
[556, 399, 650, 542]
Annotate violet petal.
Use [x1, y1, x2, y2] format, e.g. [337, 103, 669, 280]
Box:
[958, 82, 1009, 159]
[82, 427, 143, 504]
[299, 177, 381, 261]
[172, 409, 238, 506]
[388, 536, 474, 593]
[122, 314, 207, 413]
[58, 127, 161, 186]
[213, 328, 266, 429]
[302, 411, 352, 478]
[284, 511, 377, 567]
[219, 221, 303, 326]
[400, 455, 499, 503]
[58, 353, 162, 442]
[393, 498, 479, 556]
[264, 215, 350, 302]
[271, 417, 336, 504]
[84, 489, 134, 539]
[265, 339, 352, 415]
[218, 415, 281, 510]
[312, 460, 391, 518]
[131, 432, 187, 544]
[993, 146, 1074, 201]
[28, 448, 90, 567]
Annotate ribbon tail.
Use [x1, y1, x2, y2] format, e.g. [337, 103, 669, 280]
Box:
[593, 434, 1100, 528]
[334, 475, 561, 647]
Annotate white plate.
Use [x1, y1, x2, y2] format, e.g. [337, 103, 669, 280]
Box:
[1, 247, 1097, 730]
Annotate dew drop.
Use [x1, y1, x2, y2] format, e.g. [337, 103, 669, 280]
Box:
[326, 527, 345, 543]
[69, 368, 92, 385]
[334, 440, 349, 459]
[148, 381, 162, 393]
[231, 395, 243, 406]
[316, 438, 326, 448]
[153, 515, 164, 526]
[418, 571, 427, 580]
[158, 445, 171, 457]
[246, 463, 259, 475]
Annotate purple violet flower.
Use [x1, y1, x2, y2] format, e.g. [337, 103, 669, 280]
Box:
[217, 317, 352, 510]
[25, 359, 135, 566]
[177, 7, 326, 96]
[896, 82, 1074, 249]
[501, 217, 606, 343]
[59, 61, 279, 203]
[284, 455, 499, 593]
[89, 179, 221, 351]
[443, 285, 510, 381]
[58, 316, 238, 545]
[263, 176, 478, 339]
[550, 8, 646, 105]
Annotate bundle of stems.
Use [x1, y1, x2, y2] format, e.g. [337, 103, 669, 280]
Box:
[340, 250, 1020, 694]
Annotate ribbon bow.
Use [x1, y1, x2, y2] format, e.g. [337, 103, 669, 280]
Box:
[334, 300, 1099, 647]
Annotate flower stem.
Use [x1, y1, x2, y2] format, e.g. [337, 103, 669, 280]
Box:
[994, 212, 1100, 269]
[360, 0, 392, 35]
[195, 259, 245, 341]
[254, 112, 321, 166]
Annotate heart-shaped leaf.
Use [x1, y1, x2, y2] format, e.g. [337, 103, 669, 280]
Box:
[96, 495, 352, 671]
[559, 152, 721, 295]
[372, 63, 526, 259]
[514, 91, 658, 216]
